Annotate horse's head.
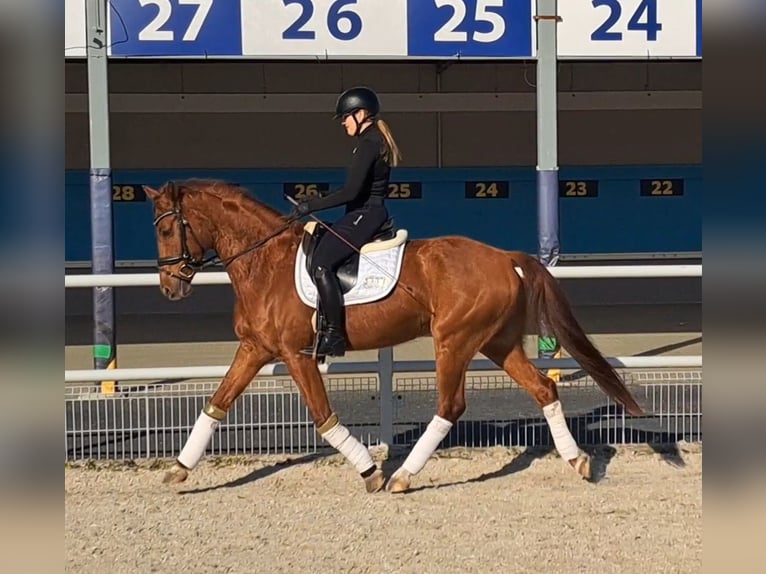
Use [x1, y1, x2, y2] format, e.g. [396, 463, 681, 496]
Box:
[144, 182, 211, 301]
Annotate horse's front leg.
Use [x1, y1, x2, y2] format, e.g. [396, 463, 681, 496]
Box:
[283, 353, 385, 493]
[163, 341, 274, 484]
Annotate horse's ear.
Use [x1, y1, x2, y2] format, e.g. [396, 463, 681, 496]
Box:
[143, 186, 160, 201]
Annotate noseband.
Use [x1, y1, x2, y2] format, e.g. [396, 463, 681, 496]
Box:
[153, 199, 217, 282]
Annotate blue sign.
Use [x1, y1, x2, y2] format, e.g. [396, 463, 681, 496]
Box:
[407, 0, 533, 58]
[63, 0, 701, 59]
[64, 165, 702, 264]
[109, 0, 242, 57]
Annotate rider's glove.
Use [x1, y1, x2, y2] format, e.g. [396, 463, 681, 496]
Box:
[292, 200, 313, 217]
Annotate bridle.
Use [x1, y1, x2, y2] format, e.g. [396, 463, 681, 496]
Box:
[153, 194, 296, 282]
[152, 200, 214, 282]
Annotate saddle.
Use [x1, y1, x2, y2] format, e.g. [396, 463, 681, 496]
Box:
[295, 219, 409, 334]
[300, 218, 404, 293]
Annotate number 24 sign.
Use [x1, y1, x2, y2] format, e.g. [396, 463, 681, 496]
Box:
[557, 0, 700, 58]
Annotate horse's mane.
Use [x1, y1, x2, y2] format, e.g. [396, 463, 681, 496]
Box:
[163, 178, 284, 219]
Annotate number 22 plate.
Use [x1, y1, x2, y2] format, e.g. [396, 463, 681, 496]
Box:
[242, 0, 408, 57]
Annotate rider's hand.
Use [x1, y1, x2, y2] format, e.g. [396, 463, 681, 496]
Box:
[292, 200, 313, 218]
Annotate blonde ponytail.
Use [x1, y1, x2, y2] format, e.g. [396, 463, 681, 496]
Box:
[376, 119, 402, 167]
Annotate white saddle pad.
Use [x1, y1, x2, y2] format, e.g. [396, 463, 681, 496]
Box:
[294, 237, 407, 308]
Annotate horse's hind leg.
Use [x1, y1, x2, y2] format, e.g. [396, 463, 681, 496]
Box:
[386, 341, 474, 493]
[482, 337, 591, 480]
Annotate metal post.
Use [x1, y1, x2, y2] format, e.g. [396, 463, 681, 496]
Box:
[535, 0, 562, 379]
[378, 347, 394, 448]
[86, 0, 117, 394]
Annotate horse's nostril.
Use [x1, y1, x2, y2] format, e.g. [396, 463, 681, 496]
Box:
[161, 286, 172, 298]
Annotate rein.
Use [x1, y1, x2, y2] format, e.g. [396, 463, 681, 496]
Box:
[202, 219, 296, 270]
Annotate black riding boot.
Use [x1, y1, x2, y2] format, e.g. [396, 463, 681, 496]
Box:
[301, 266, 346, 358]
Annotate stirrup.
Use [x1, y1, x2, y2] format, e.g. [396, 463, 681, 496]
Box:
[299, 335, 322, 360]
[300, 330, 346, 359]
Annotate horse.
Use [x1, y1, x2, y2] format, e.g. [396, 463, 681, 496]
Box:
[144, 179, 644, 493]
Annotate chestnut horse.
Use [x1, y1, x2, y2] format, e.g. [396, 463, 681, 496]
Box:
[145, 179, 644, 493]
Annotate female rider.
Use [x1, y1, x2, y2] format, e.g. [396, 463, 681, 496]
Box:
[292, 86, 402, 358]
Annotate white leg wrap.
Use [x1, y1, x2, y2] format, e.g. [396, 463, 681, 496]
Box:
[177, 411, 220, 470]
[322, 421, 375, 474]
[543, 400, 580, 461]
[401, 415, 453, 475]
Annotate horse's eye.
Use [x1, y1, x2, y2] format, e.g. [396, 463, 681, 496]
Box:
[160, 228, 173, 239]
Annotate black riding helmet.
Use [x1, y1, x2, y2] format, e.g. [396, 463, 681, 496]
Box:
[334, 86, 380, 119]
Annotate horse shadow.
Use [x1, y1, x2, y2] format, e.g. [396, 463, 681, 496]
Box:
[387, 404, 692, 492]
[176, 452, 328, 495]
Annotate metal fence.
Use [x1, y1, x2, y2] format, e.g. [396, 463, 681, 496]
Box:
[65, 264, 702, 462]
[65, 369, 702, 462]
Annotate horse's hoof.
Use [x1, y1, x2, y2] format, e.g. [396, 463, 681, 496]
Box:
[573, 454, 592, 481]
[162, 463, 189, 484]
[386, 469, 411, 493]
[364, 469, 385, 493]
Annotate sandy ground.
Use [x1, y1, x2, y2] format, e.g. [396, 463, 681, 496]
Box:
[65, 445, 701, 574]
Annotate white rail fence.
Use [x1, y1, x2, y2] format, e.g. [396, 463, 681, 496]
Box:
[65, 265, 702, 452]
[65, 264, 702, 383]
[65, 264, 702, 288]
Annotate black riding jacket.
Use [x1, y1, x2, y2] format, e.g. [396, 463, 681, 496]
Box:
[305, 123, 391, 213]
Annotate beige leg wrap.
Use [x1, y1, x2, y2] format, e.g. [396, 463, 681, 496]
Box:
[203, 402, 227, 420]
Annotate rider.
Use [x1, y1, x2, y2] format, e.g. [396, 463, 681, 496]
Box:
[292, 86, 402, 358]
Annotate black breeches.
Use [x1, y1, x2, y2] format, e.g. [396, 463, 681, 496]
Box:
[309, 205, 389, 275]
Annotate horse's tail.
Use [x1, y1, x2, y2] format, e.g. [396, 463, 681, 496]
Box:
[513, 253, 644, 416]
